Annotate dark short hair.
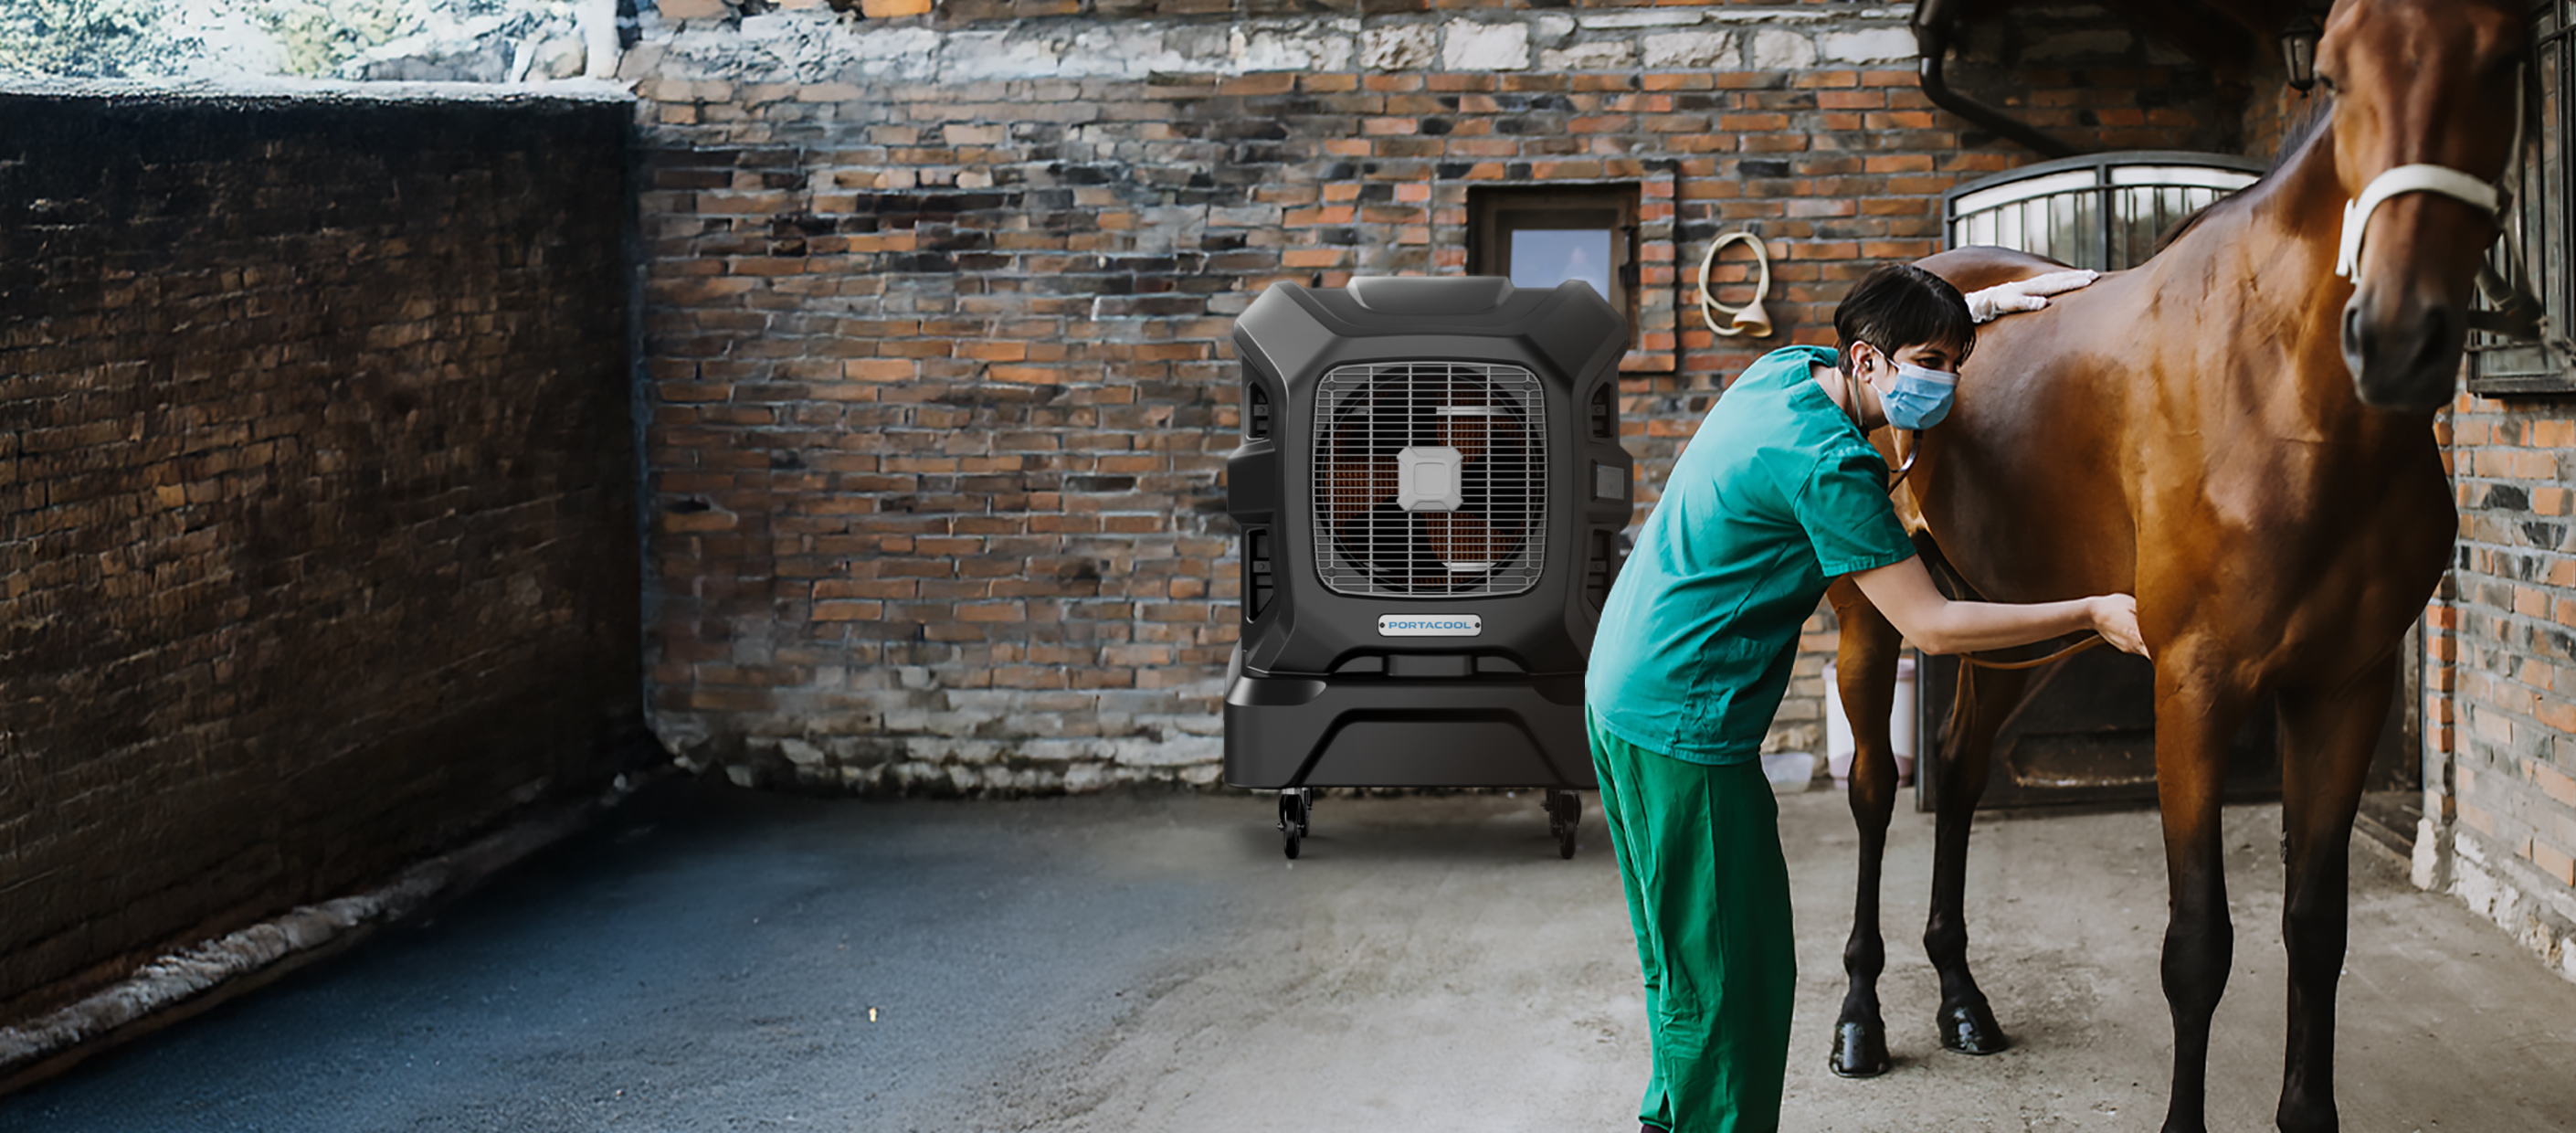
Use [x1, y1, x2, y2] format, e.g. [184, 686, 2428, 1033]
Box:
[1834, 264, 1975, 373]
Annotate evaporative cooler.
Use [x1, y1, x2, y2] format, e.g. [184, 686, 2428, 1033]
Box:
[1222, 276, 1634, 859]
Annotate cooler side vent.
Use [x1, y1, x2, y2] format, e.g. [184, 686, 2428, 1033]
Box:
[1247, 383, 1272, 439]
[1583, 529, 1619, 609]
[1243, 526, 1275, 620]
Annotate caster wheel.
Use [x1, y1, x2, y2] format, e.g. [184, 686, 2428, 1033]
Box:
[1278, 789, 1312, 859]
[1547, 789, 1581, 859]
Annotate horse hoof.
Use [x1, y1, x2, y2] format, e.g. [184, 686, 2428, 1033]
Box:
[1936, 998, 2011, 1055]
[1829, 1020, 1892, 1077]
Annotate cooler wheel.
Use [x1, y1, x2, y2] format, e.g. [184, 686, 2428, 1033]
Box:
[1547, 789, 1582, 860]
[1278, 789, 1313, 859]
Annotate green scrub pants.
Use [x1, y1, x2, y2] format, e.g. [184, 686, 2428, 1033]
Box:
[1588, 710, 1797, 1133]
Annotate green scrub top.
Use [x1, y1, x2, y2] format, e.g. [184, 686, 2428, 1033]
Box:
[1587, 344, 1918, 765]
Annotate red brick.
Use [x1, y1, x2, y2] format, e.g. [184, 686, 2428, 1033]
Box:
[845, 359, 915, 381]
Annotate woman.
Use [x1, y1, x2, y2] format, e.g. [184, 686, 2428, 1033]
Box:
[1584, 263, 2148, 1133]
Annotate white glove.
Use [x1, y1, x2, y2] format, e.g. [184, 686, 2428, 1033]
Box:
[1965, 270, 2099, 323]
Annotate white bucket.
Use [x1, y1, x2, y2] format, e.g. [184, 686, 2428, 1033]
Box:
[1759, 750, 1820, 792]
[1823, 656, 1916, 789]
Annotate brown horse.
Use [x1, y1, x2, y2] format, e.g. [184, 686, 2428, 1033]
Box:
[1822, 2, 2527, 1131]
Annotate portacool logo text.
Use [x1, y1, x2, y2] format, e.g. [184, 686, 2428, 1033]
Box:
[1377, 614, 1483, 638]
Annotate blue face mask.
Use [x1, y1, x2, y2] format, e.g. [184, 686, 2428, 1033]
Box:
[1875, 360, 1958, 430]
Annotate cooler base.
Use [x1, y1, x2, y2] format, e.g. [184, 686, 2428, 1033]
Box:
[1222, 657, 1595, 790]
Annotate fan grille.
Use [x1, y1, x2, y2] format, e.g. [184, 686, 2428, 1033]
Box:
[1311, 361, 1548, 598]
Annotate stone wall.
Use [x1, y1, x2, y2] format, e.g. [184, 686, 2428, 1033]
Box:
[0, 90, 649, 1019]
[624, 1, 2241, 792]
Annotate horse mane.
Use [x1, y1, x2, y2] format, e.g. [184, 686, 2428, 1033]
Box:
[2270, 95, 2337, 171]
[2151, 201, 2222, 255]
[2150, 96, 2337, 257]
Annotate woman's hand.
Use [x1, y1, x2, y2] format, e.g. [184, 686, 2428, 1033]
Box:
[1965, 270, 2099, 323]
[2088, 594, 2149, 658]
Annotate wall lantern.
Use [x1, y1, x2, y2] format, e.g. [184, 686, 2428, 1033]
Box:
[2281, 8, 2323, 94]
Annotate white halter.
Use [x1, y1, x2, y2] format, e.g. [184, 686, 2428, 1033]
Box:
[2334, 74, 2522, 281]
[2334, 165, 2501, 280]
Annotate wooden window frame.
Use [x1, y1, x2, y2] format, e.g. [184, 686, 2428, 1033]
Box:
[1467, 184, 1641, 347]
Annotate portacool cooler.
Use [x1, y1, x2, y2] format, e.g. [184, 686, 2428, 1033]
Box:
[1222, 276, 1634, 858]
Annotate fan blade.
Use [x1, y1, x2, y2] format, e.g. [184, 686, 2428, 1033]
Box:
[1326, 455, 1399, 528]
[1438, 411, 1493, 462]
[1422, 512, 1508, 566]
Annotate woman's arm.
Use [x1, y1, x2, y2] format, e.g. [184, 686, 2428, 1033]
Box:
[1848, 555, 2148, 658]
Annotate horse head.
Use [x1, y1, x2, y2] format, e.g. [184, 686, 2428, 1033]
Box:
[2324, 0, 2527, 413]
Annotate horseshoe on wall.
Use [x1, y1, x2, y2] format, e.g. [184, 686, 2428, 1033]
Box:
[1697, 230, 1775, 338]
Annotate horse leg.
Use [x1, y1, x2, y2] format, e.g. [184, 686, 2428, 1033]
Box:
[1923, 656, 2031, 1055]
[2153, 663, 2260, 1133]
[2271, 658, 2395, 1133]
[1826, 579, 1903, 1077]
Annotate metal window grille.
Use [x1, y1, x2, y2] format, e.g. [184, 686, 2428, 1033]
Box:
[2470, 1, 2576, 394]
[1945, 151, 2265, 271]
[1311, 361, 1548, 598]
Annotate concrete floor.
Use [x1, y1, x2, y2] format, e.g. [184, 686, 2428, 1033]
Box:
[4, 779, 2572, 1132]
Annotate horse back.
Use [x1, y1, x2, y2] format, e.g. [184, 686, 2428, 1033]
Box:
[1915, 246, 2076, 294]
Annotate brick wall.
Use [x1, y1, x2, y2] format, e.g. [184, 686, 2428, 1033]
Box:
[625, 0, 2239, 791]
[2426, 391, 2576, 982]
[0, 91, 648, 1019]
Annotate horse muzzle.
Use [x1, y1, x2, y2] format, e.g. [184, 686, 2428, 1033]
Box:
[2334, 167, 2500, 415]
[2341, 286, 2463, 414]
